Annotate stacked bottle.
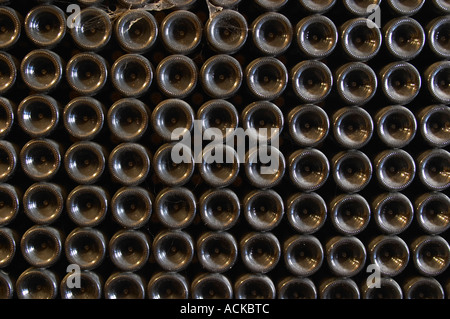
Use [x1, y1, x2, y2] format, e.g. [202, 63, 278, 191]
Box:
[0, 0, 447, 300]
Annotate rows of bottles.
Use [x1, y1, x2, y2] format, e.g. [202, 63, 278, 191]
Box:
[0, 0, 449, 299]
[1, 231, 449, 299]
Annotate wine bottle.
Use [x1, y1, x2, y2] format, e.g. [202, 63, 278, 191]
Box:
[288, 148, 329, 192]
[361, 277, 403, 299]
[111, 186, 153, 229]
[0, 7, 22, 50]
[0, 52, 18, 95]
[196, 231, 238, 273]
[16, 267, 58, 299]
[66, 52, 108, 96]
[403, 277, 445, 299]
[287, 104, 329, 147]
[63, 97, 106, 140]
[151, 99, 194, 142]
[0, 140, 19, 183]
[64, 141, 106, 185]
[431, 0, 450, 13]
[425, 61, 450, 104]
[295, 15, 338, 59]
[277, 277, 317, 299]
[60, 270, 102, 299]
[153, 142, 194, 187]
[241, 100, 284, 142]
[368, 235, 410, 277]
[65, 227, 106, 270]
[0, 270, 14, 299]
[104, 272, 145, 299]
[332, 106, 374, 149]
[286, 192, 327, 234]
[200, 55, 243, 99]
[20, 138, 63, 181]
[284, 234, 323, 277]
[253, 0, 287, 10]
[243, 189, 284, 231]
[340, 18, 382, 61]
[111, 54, 153, 98]
[70, 7, 112, 51]
[115, 9, 158, 54]
[251, 12, 293, 56]
[417, 149, 450, 191]
[108, 142, 151, 186]
[240, 232, 281, 273]
[199, 188, 240, 231]
[372, 192, 414, 234]
[335, 62, 377, 105]
[0, 227, 18, 268]
[0, 97, 15, 138]
[205, 9, 248, 54]
[319, 277, 360, 299]
[245, 57, 288, 100]
[20, 225, 64, 268]
[156, 55, 198, 99]
[107, 98, 150, 142]
[418, 104, 450, 148]
[343, 0, 381, 16]
[374, 149, 416, 191]
[152, 229, 194, 272]
[415, 192, 450, 234]
[298, 0, 336, 14]
[234, 274, 276, 299]
[109, 229, 150, 272]
[329, 194, 371, 235]
[191, 273, 233, 299]
[325, 236, 366, 277]
[411, 235, 450, 276]
[23, 182, 64, 224]
[155, 187, 196, 229]
[147, 272, 188, 299]
[17, 94, 60, 138]
[386, 0, 425, 16]
[380, 61, 421, 105]
[24, 5, 66, 49]
[197, 99, 239, 142]
[66, 185, 109, 227]
[331, 150, 372, 193]
[117, 0, 149, 8]
[245, 145, 286, 189]
[0, 183, 20, 226]
[199, 143, 240, 188]
[383, 17, 425, 61]
[20, 49, 64, 93]
[160, 10, 202, 55]
[290, 61, 333, 103]
[375, 105, 417, 148]
[209, 0, 241, 8]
